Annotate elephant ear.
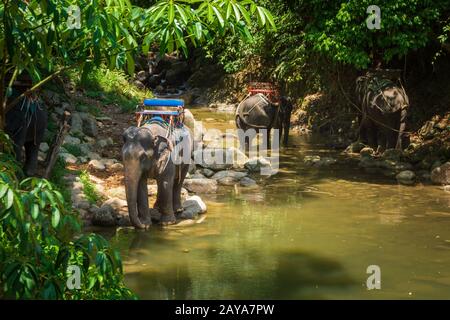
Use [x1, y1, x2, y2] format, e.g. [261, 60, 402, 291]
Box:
[154, 135, 173, 175]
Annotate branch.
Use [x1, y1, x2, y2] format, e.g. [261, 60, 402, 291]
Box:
[5, 63, 80, 113]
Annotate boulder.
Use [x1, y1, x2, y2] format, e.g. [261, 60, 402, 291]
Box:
[64, 135, 81, 145]
[189, 172, 206, 179]
[239, 177, 257, 187]
[91, 205, 117, 227]
[303, 155, 336, 167]
[382, 149, 403, 162]
[106, 186, 127, 200]
[180, 195, 207, 219]
[183, 178, 218, 194]
[86, 152, 101, 160]
[244, 157, 272, 173]
[217, 176, 239, 186]
[70, 112, 84, 135]
[88, 159, 106, 171]
[396, 170, 416, 185]
[431, 162, 450, 185]
[59, 153, 78, 164]
[109, 163, 124, 171]
[97, 138, 114, 149]
[193, 148, 247, 171]
[211, 170, 247, 180]
[81, 114, 98, 137]
[200, 168, 215, 178]
[39, 142, 49, 153]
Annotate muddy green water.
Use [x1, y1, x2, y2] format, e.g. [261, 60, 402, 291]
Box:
[112, 109, 450, 299]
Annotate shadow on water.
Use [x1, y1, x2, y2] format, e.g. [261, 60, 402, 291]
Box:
[122, 233, 357, 300]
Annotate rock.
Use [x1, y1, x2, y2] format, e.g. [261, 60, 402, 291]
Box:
[78, 156, 89, 164]
[360, 147, 374, 158]
[303, 155, 337, 167]
[431, 162, 450, 185]
[59, 153, 78, 164]
[303, 155, 321, 166]
[39, 142, 49, 153]
[100, 158, 118, 168]
[183, 178, 218, 194]
[87, 152, 101, 160]
[81, 114, 98, 137]
[88, 159, 106, 171]
[239, 177, 257, 187]
[97, 138, 114, 149]
[431, 160, 442, 171]
[200, 168, 215, 178]
[103, 198, 127, 211]
[109, 163, 124, 171]
[245, 157, 272, 173]
[91, 205, 117, 227]
[180, 195, 207, 219]
[79, 143, 91, 156]
[345, 142, 366, 153]
[106, 186, 127, 200]
[211, 170, 247, 180]
[382, 149, 403, 162]
[189, 172, 206, 179]
[396, 170, 416, 185]
[70, 112, 84, 135]
[217, 176, 239, 186]
[193, 148, 247, 171]
[64, 135, 81, 145]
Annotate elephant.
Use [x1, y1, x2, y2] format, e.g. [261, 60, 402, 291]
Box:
[356, 73, 409, 152]
[122, 116, 193, 229]
[5, 77, 48, 177]
[235, 93, 293, 153]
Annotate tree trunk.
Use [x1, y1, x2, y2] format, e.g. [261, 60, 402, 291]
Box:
[44, 111, 71, 179]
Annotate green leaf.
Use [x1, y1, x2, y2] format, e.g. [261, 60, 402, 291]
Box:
[6, 189, 14, 210]
[0, 184, 8, 199]
[51, 207, 60, 228]
[31, 203, 39, 220]
[212, 6, 225, 28]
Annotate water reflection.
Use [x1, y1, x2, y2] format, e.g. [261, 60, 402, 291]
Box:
[110, 109, 450, 299]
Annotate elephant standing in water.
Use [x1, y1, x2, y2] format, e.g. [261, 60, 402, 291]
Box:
[356, 72, 409, 151]
[235, 94, 293, 152]
[122, 116, 193, 229]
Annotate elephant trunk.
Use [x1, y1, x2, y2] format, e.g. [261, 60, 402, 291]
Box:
[124, 162, 146, 229]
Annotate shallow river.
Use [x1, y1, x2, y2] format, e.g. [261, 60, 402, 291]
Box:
[111, 108, 450, 299]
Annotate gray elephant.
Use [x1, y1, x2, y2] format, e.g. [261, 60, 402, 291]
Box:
[122, 116, 193, 229]
[235, 94, 293, 152]
[5, 76, 48, 176]
[356, 72, 409, 152]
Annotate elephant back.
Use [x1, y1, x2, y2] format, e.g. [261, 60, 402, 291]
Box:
[357, 75, 408, 114]
[236, 93, 274, 128]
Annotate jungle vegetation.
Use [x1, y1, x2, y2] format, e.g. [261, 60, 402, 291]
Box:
[0, 0, 449, 299]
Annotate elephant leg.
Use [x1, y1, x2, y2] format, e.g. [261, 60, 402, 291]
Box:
[24, 141, 39, 176]
[157, 179, 176, 225]
[396, 108, 408, 150]
[137, 174, 151, 226]
[359, 117, 369, 145]
[366, 121, 378, 149]
[173, 164, 189, 215]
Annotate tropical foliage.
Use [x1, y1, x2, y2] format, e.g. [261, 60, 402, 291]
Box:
[0, 132, 135, 299]
[0, 0, 275, 129]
